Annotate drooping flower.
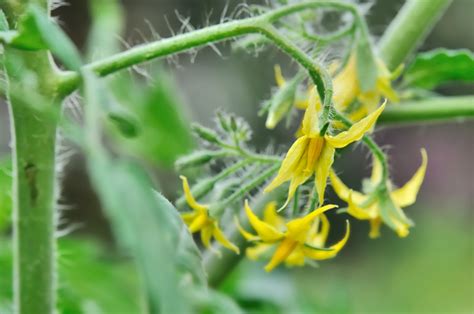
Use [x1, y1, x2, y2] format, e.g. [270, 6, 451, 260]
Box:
[297, 54, 399, 123]
[236, 200, 349, 272]
[180, 176, 239, 254]
[264, 94, 385, 207]
[330, 149, 428, 238]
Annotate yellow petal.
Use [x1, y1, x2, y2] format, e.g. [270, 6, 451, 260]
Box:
[333, 55, 359, 111]
[212, 224, 240, 254]
[234, 216, 259, 241]
[282, 158, 312, 209]
[301, 88, 320, 137]
[181, 212, 197, 225]
[188, 212, 209, 233]
[200, 225, 213, 248]
[265, 238, 298, 272]
[370, 154, 383, 186]
[285, 246, 306, 267]
[302, 220, 350, 260]
[325, 102, 386, 149]
[274, 64, 286, 87]
[244, 200, 284, 242]
[315, 144, 335, 205]
[246, 243, 273, 260]
[180, 176, 207, 212]
[264, 136, 309, 193]
[313, 213, 330, 245]
[369, 217, 382, 239]
[286, 204, 338, 242]
[391, 148, 428, 208]
[347, 191, 376, 220]
[263, 202, 285, 228]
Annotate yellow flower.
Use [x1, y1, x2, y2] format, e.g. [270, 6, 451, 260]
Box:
[329, 149, 428, 238]
[264, 95, 385, 207]
[236, 200, 349, 272]
[297, 54, 399, 122]
[180, 176, 239, 254]
[332, 53, 399, 119]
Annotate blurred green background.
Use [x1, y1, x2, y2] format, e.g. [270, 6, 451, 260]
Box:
[0, 0, 473, 313]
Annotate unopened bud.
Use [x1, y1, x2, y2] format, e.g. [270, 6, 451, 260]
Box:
[191, 124, 220, 144]
[175, 150, 225, 171]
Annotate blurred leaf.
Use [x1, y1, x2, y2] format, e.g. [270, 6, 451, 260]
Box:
[0, 158, 11, 231]
[80, 71, 205, 313]
[403, 49, 474, 89]
[0, 5, 82, 70]
[356, 31, 377, 92]
[111, 69, 194, 168]
[85, 0, 124, 61]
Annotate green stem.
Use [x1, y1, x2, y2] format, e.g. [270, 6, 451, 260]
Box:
[59, 1, 358, 96]
[378, 0, 453, 71]
[378, 96, 474, 124]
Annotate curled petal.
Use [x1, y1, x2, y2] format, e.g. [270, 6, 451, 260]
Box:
[200, 225, 213, 248]
[264, 136, 309, 193]
[234, 216, 259, 241]
[347, 191, 376, 220]
[181, 212, 197, 225]
[188, 212, 208, 233]
[302, 220, 350, 260]
[263, 202, 285, 228]
[265, 238, 298, 272]
[244, 200, 284, 242]
[315, 144, 335, 205]
[212, 224, 240, 254]
[180, 175, 207, 212]
[285, 246, 306, 267]
[246, 243, 273, 261]
[286, 204, 338, 242]
[325, 102, 385, 149]
[391, 148, 428, 208]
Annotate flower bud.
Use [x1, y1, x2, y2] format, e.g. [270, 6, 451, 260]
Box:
[191, 124, 220, 144]
[175, 150, 225, 171]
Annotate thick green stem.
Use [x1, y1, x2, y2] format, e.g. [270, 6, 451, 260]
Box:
[8, 98, 59, 314]
[378, 96, 474, 124]
[378, 0, 453, 71]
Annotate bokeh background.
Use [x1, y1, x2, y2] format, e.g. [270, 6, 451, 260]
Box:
[0, 0, 473, 313]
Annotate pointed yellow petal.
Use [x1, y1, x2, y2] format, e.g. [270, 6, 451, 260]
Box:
[264, 136, 309, 192]
[181, 212, 197, 225]
[370, 154, 383, 185]
[285, 246, 306, 267]
[281, 161, 312, 209]
[329, 170, 350, 201]
[377, 78, 399, 103]
[391, 148, 428, 208]
[286, 204, 338, 242]
[315, 213, 330, 244]
[180, 176, 207, 212]
[244, 200, 284, 242]
[325, 102, 385, 148]
[302, 220, 350, 260]
[315, 145, 335, 205]
[188, 212, 208, 233]
[369, 217, 382, 239]
[333, 54, 359, 111]
[274, 64, 286, 87]
[212, 224, 240, 254]
[234, 216, 259, 241]
[246, 243, 273, 260]
[200, 225, 213, 248]
[263, 201, 285, 228]
[264, 238, 298, 272]
[347, 191, 376, 220]
[301, 88, 320, 137]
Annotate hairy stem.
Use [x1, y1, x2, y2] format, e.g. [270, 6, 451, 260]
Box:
[378, 0, 453, 71]
[378, 96, 474, 124]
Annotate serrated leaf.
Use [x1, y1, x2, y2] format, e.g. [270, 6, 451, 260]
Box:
[403, 49, 474, 89]
[356, 31, 378, 92]
[80, 71, 206, 313]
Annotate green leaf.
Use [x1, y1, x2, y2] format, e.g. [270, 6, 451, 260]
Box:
[0, 5, 82, 70]
[356, 30, 378, 92]
[80, 71, 206, 313]
[403, 49, 474, 89]
[111, 68, 194, 168]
